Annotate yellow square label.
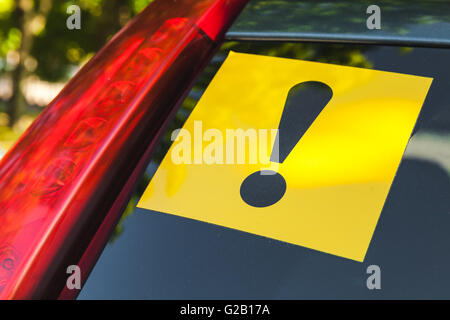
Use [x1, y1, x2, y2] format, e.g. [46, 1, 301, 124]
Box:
[138, 52, 432, 262]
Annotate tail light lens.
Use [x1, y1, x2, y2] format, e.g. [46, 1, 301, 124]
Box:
[0, 0, 248, 299]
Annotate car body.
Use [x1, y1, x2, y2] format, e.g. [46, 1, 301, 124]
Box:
[1, 0, 449, 299]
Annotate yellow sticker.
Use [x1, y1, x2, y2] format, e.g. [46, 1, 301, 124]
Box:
[138, 52, 432, 262]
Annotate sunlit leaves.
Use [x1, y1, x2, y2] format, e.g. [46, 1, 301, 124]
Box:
[132, 0, 154, 14]
[1, 28, 21, 57]
[0, 0, 14, 19]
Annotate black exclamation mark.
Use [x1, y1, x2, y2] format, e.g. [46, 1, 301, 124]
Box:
[240, 81, 333, 207]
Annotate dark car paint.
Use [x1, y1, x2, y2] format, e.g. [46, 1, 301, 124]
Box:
[227, 0, 450, 48]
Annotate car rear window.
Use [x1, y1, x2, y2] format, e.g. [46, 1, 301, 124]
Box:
[79, 41, 450, 299]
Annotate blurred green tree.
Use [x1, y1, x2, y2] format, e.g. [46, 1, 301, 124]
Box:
[0, 0, 153, 127]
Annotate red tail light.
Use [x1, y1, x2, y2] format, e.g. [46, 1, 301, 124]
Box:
[0, 0, 249, 299]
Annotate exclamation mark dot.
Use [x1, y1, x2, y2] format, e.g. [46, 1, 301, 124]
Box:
[240, 81, 333, 207]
